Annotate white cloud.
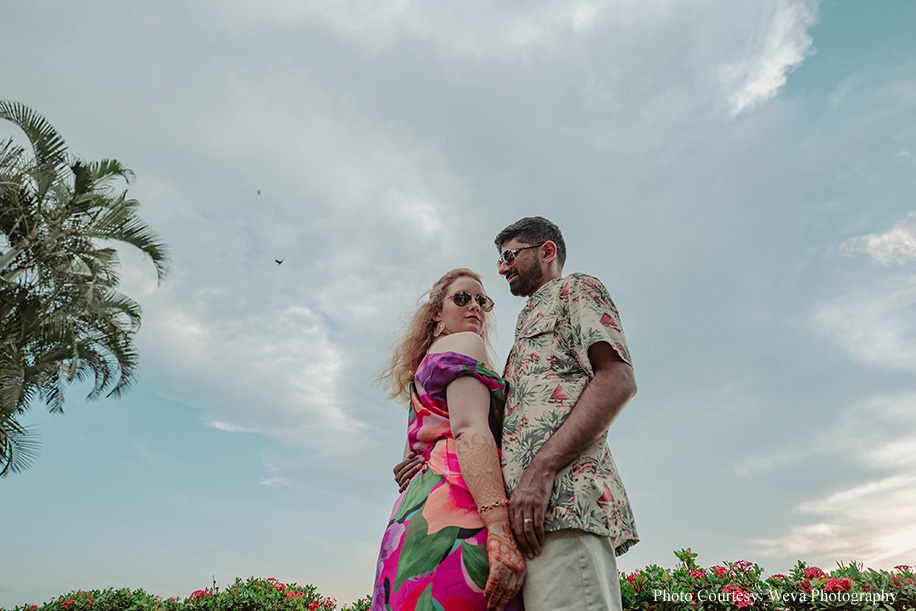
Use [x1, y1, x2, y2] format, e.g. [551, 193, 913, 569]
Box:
[827, 71, 863, 107]
[751, 475, 916, 568]
[206, 420, 257, 433]
[842, 212, 916, 265]
[814, 274, 916, 373]
[750, 392, 916, 569]
[718, 0, 817, 116]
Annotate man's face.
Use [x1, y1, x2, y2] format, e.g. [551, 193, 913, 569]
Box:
[498, 239, 544, 297]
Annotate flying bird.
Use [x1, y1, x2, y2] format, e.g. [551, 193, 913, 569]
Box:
[257, 189, 261, 195]
[275, 259, 284, 265]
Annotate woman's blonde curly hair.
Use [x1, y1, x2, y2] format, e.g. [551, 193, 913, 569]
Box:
[380, 268, 496, 400]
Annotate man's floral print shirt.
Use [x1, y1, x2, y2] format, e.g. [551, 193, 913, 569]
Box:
[502, 273, 638, 555]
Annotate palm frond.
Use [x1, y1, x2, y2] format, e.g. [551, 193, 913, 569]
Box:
[0, 100, 68, 198]
[0, 411, 41, 477]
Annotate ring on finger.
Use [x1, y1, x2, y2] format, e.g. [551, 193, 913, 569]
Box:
[523, 518, 533, 524]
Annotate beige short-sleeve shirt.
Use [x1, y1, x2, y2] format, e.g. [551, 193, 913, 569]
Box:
[502, 273, 639, 556]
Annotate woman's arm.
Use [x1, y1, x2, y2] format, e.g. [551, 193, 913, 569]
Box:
[439, 333, 525, 611]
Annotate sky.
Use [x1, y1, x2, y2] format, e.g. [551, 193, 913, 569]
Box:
[2, 0, 916, 606]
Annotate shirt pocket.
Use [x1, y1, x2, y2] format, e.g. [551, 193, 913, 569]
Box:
[517, 314, 558, 350]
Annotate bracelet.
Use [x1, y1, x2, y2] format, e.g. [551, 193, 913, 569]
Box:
[477, 499, 509, 514]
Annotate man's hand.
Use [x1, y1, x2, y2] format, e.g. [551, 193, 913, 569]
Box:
[393, 450, 425, 492]
[507, 460, 555, 559]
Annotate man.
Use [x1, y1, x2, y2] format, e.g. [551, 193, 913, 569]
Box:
[495, 216, 638, 611]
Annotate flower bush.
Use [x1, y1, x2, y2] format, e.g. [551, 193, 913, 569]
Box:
[621, 549, 916, 610]
[5, 559, 914, 611]
[2, 579, 370, 611]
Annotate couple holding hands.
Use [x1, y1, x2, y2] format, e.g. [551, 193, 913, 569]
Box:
[372, 217, 639, 611]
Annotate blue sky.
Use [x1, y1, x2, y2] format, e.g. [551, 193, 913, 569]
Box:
[2, 0, 916, 607]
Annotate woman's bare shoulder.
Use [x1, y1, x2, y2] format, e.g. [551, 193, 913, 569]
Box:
[428, 332, 487, 362]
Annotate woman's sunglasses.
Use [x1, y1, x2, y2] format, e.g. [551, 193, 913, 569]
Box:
[447, 291, 495, 312]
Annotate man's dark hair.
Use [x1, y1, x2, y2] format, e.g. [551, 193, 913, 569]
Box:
[494, 216, 567, 269]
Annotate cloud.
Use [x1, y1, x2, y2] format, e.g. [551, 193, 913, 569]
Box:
[751, 475, 916, 566]
[207, 421, 258, 433]
[842, 212, 916, 266]
[718, 0, 817, 116]
[750, 392, 916, 569]
[813, 273, 916, 373]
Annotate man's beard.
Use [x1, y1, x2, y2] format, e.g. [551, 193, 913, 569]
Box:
[508, 259, 543, 296]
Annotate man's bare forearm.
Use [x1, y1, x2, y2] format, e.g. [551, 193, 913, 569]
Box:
[529, 345, 636, 475]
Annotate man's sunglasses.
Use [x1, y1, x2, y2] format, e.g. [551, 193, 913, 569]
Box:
[498, 242, 546, 266]
[447, 291, 495, 312]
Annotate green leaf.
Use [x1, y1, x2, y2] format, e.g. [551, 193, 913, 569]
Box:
[395, 510, 459, 591]
[393, 469, 442, 523]
[461, 541, 489, 591]
[414, 584, 444, 611]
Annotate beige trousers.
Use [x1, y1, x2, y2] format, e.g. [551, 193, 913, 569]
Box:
[521, 530, 623, 611]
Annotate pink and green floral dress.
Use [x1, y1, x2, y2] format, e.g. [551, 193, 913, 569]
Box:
[371, 352, 520, 611]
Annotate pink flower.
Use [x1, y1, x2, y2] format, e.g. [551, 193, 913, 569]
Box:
[802, 566, 826, 580]
[824, 578, 851, 593]
[189, 590, 210, 601]
[797, 579, 812, 594]
[895, 565, 912, 572]
[770, 574, 786, 580]
[689, 569, 705, 580]
[626, 573, 645, 593]
[712, 565, 729, 578]
[723, 585, 754, 609]
[61, 601, 76, 609]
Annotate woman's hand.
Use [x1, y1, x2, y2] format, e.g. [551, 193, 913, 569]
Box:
[393, 451, 425, 492]
[483, 521, 526, 611]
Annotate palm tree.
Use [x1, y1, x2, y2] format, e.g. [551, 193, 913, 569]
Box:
[0, 100, 169, 477]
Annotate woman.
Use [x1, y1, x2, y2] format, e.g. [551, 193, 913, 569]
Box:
[372, 268, 525, 611]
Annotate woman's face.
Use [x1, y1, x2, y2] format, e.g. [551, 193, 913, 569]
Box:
[434, 276, 489, 337]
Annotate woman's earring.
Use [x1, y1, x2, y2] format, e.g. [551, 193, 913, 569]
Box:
[433, 321, 445, 337]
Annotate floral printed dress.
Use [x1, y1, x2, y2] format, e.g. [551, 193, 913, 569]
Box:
[371, 351, 520, 611]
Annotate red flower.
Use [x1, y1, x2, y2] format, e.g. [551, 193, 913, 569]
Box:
[802, 567, 825, 580]
[895, 565, 911, 572]
[824, 578, 851, 593]
[189, 590, 210, 601]
[689, 569, 706, 580]
[723, 585, 754, 609]
[770, 574, 786, 581]
[61, 602, 76, 609]
[626, 573, 645, 593]
[797, 580, 812, 594]
[712, 565, 729, 578]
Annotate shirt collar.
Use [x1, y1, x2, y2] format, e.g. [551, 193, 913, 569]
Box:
[526, 275, 563, 307]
